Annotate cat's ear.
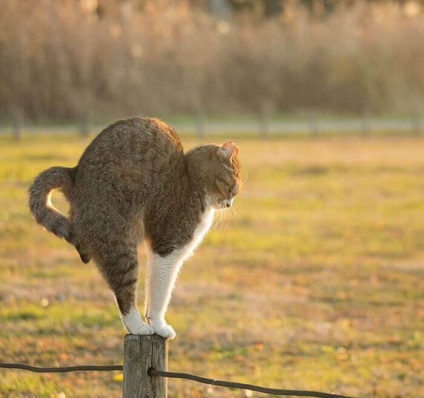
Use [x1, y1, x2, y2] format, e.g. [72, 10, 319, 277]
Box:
[218, 141, 238, 161]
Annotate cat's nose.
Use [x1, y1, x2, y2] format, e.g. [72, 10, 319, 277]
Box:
[225, 198, 233, 208]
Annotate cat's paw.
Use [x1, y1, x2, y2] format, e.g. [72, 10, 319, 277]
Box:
[155, 324, 176, 339]
[129, 322, 155, 335]
[122, 307, 155, 335]
[151, 321, 176, 339]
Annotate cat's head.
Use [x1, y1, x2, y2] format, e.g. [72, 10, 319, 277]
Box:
[186, 141, 241, 209]
[208, 141, 241, 210]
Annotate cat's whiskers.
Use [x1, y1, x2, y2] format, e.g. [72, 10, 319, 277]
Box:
[212, 209, 225, 229]
[212, 207, 233, 231]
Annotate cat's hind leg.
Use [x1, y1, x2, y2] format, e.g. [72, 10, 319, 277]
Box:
[96, 248, 154, 335]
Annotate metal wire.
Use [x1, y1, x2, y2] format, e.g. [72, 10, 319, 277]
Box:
[0, 362, 122, 373]
[0, 362, 363, 398]
[148, 368, 362, 398]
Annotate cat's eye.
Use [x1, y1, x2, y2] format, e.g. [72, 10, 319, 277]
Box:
[229, 184, 238, 197]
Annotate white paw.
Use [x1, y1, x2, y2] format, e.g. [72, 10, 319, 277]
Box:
[150, 320, 176, 339]
[121, 307, 155, 335]
[128, 322, 155, 335]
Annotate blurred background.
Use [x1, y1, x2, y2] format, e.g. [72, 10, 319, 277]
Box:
[1, 1, 424, 398]
[1, 0, 424, 137]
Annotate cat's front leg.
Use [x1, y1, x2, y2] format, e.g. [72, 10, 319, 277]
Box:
[145, 250, 185, 339]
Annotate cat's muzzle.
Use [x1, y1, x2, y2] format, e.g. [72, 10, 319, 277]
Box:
[225, 198, 233, 208]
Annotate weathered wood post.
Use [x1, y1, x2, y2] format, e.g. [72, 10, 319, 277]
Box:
[123, 335, 168, 398]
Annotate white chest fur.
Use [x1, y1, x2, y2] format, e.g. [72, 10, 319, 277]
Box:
[182, 205, 215, 261]
[143, 202, 215, 339]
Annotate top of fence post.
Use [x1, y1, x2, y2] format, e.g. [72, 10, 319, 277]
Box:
[123, 334, 168, 398]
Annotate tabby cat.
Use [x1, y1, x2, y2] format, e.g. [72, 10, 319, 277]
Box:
[29, 117, 241, 339]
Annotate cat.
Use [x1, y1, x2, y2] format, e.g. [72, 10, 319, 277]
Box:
[29, 117, 241, 339]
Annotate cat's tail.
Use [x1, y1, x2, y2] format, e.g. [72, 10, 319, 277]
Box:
[28, 166, 75, 244]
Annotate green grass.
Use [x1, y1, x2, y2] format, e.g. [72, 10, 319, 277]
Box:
[1, 133, 423, 397]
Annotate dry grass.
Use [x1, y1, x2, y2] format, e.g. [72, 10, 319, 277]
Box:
[0, 132, 423, 397]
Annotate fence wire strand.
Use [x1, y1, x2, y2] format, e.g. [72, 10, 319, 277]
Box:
[148, 368, 361, 398]
[0, 362, 123, 373]
[0, 362, 362, 398]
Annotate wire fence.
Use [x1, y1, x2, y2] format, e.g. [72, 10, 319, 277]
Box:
[0, 361, 362, 398]
[2, 116, 423, 140]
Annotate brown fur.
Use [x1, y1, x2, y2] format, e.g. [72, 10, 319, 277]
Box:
[29, 117, 241, 316]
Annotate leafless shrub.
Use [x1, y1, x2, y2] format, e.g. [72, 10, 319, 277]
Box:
[0, 0, 423, 125]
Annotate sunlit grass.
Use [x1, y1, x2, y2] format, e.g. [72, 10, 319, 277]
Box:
[1, 133, 423, 397]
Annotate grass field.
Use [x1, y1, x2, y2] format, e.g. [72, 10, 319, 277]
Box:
[0, 132, 423, 397]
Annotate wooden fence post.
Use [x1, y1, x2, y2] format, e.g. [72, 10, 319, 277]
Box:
[123, 334, 168, 398]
